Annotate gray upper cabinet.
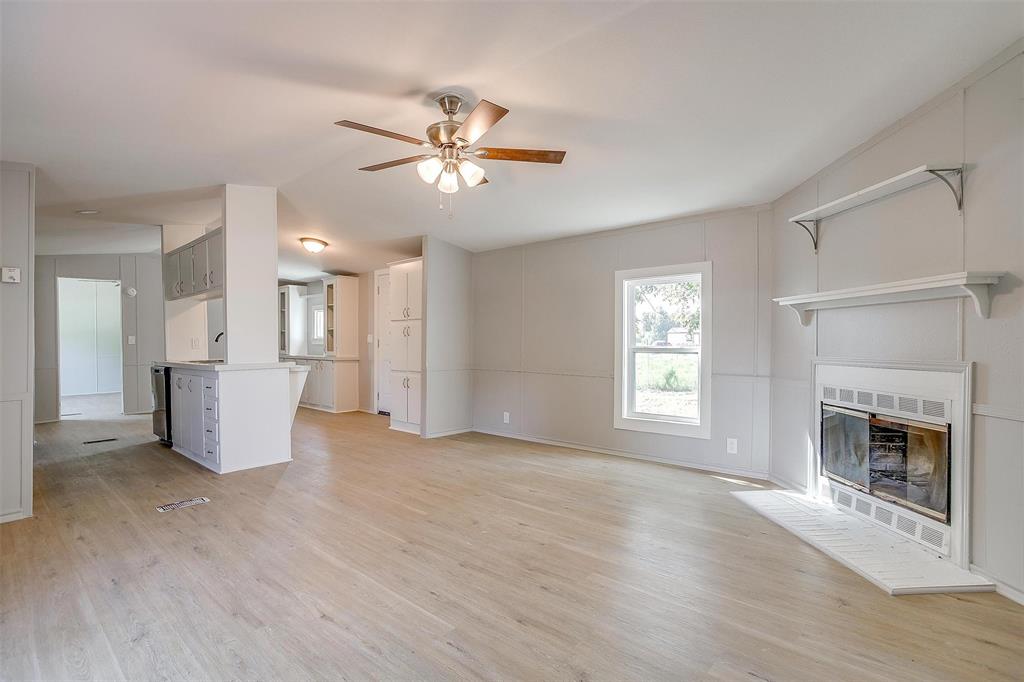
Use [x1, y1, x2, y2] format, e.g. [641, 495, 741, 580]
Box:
[206, 231, 223, 289]
[163, 252, 180, 300]
[178, 247, 194, 297]
[163, 228, 224, 301]
[192, 238, 209, 293]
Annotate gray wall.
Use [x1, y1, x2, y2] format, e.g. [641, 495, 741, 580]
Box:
[1, 162, 35, 522]
[470, 206, 773, 476]
[769, 48, 1024, 594]
[424, 237, 473, 436]
[35, 253, 166, 421]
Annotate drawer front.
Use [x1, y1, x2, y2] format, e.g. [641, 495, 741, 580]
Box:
[202, 379, 218, 398]
[203, 442, 220, 463]
[202, 399, 219, 420]
[203, 420, 219, 444]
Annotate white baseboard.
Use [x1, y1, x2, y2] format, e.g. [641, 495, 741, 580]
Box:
[389, 420, 420, 435]
[472, 428, 769, 482]
[423, 427, 472, 439]
[970, 564, 1024, 606]
[0, 510, 30, 524]
[768, 472, 808, 494]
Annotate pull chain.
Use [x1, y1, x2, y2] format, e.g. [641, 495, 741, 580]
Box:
[448, 190, 454, 219]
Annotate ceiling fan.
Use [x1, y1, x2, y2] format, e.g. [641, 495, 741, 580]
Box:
[335, 93, 566, 195]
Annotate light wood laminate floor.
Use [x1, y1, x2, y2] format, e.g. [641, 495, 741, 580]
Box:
[3, 410, 1022, 680]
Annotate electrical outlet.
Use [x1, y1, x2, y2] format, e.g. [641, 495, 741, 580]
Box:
[726, 438, 738, 455]
[2, 267, 21, 283]
[503, 411, 510, 424]
[191, 337, 200, 350]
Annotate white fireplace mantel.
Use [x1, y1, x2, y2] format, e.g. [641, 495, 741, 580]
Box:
[774, 271, 1005, 327]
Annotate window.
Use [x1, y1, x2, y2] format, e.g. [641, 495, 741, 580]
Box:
[311, 305, 325, 343]
[614, 262, 711, 438]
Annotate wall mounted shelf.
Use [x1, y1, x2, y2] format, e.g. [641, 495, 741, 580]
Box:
[789, 164, 963, 252]
[774, 271, 1004, 327]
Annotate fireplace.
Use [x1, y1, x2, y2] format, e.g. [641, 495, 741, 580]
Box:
[821, 405, 950, 524]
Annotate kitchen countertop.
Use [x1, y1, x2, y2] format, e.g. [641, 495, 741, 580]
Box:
[280, 354, 359, 362]
[155, 360, 297, 372]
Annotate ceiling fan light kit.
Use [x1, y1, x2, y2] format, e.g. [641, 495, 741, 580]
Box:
[335, 92, 566, 210]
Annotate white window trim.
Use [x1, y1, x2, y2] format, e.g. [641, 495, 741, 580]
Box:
[311, 305, 325, 343]
[613, 261, 712, 439]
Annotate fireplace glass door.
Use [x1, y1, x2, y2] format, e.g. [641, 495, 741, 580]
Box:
[821, 405, 870, 491]
[869, 415, 949, 523]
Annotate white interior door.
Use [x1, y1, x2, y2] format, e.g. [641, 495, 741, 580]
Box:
[376, 273, 392, 414]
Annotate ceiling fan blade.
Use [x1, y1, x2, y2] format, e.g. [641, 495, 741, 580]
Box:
[454, 100, 509, 146]
[335, 120, 431, 147]
[474, 148, 566, 164]
[358, 155, 433, 172]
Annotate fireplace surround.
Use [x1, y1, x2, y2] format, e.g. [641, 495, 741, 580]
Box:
[813, 360, 972, 568]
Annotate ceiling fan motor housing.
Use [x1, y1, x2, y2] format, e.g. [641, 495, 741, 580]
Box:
[426, 119, 464, 148]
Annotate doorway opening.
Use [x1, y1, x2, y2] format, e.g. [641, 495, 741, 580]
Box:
[57, 277, 123, 420]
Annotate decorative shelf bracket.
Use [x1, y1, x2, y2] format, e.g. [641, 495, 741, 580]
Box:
[792, 219, 819, 253]
[773, 271, 1005, 327]
[925, 167, 964, 212]
[788, 165, 966, 253]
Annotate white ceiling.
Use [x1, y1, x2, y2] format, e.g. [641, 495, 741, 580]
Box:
[3, 2, 1021, 278]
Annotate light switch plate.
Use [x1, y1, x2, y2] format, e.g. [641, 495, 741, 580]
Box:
[367, 334, 373, 344]
[2, 267, 21, 283]
[726, 438, 738, 454]
[127, 335, 136, 345]
[503, 411, 510, 424]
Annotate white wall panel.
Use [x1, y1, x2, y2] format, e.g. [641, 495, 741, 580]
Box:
[816, 300, 959, 362]
[472, 247, 523, 372]
[472, 369, 523, 435]
[706, 212, 757, 376]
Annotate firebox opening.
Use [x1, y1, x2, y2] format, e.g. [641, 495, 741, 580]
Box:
[821, 404, 951, 524]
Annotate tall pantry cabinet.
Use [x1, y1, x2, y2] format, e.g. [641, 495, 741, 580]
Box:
[388, 258, 423, 433]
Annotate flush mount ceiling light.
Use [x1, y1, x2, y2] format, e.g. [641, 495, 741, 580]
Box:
[75, 209, 101, 215]
[334, 93, 566, 211]
[300, 237, 328, 254]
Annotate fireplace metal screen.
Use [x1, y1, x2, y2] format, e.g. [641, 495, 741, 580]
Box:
[821, 404, 950, 524]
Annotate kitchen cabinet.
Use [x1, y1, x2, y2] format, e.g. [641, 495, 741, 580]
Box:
[390, 319, 422, 372]
[388, 258, 422, 321]
[163, 253, 180, 300]
[278, 285, 307, 356]
[206, 231, 223, 289]
[169, 368, 219, 466]
[192, 239, 209, 293]
[390, 372, 420, 426]
[163, 228, 224, 301]
[323, 276, 359, 357]
[178, 248, 194, 297]
[284, 356, 358, 413]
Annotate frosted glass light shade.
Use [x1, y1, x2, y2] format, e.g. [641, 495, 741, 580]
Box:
[416, 156, 443, 184]
[457, 159, 485, 187]
[437, 169, 460, 194]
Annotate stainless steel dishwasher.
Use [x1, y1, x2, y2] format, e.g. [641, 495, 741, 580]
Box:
[152, 366, 172, 444]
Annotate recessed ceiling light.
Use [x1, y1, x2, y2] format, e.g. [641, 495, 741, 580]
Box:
[300, 237, 328, 254]
[75, 209, 101, 215]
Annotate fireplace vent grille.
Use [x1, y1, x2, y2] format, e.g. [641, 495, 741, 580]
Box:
[898, 396, 919, 414]
[821, 386, 949, 423]
[829, 485, 950, 555]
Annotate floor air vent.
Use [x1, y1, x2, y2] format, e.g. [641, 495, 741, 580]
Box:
[82, 437, 117, 445]
[156, 497, 210, 513]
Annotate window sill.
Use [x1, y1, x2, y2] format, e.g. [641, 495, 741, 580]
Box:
[614, 414, 710, 439]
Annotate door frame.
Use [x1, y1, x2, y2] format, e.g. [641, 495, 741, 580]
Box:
[55, 276, 125, 419]
[372, 268, 389, 415]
